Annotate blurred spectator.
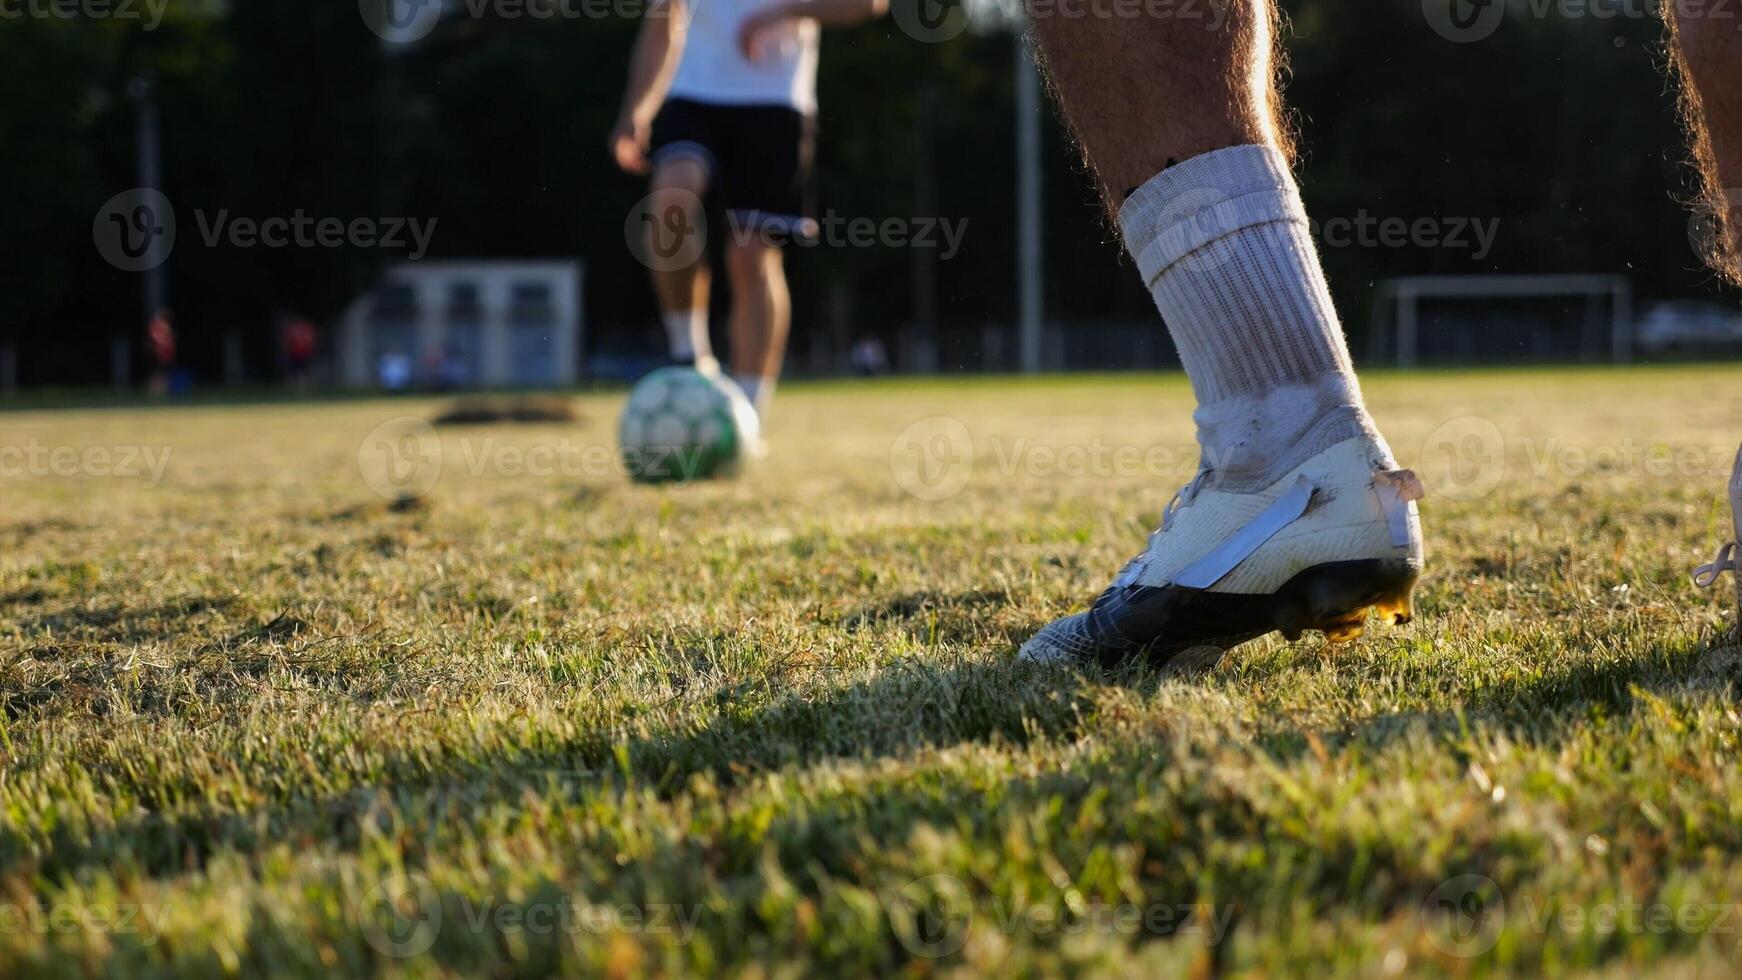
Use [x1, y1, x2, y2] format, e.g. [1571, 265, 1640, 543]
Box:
[281, 315, 319, 387]
[378, 351, 413, 390]
[850, 334, 888, 376]
[146, 310, 176, 395]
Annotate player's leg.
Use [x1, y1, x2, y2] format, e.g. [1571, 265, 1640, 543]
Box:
[715, 104, 813, 419]
[1670, 8, 1742, 620]
[1019, 0, 1423, 666]
[646, 155, 716, 366]
[724, 236, 790, 416]
[1668, 3, 1742, 282]
[1027, 0, 1284, 211]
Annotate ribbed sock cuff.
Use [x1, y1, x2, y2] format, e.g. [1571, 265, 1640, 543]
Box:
[1117, 144, 1357, 407]
[1120, 144, 1305, 290]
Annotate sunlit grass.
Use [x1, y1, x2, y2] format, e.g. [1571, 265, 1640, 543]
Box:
[3, 366, 1742, 976]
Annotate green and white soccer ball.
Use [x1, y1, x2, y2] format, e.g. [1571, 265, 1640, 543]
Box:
[619, 367, 761, 483]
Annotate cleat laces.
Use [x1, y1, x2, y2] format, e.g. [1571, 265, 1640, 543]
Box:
[1694, 541, 1739, 589]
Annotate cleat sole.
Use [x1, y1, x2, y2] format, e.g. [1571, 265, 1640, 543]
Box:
[1115, 557, 1422, 669]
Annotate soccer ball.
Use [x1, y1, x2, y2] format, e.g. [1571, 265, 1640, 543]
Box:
[619, 367, 760, 483]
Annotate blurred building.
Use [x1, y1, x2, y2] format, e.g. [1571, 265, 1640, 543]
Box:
[337, 260, 583, 388]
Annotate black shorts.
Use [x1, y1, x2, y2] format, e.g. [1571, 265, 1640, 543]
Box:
[650, 97, 817, 242]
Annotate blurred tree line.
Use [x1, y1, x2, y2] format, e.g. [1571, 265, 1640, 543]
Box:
[0, 0, 1726, 386]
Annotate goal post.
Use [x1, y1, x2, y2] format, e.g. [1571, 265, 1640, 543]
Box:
[1370, 274, 1633, 367]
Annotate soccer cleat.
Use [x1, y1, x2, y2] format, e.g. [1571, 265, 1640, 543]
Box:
[1691, 445, 1742, 623]
[708, 370, 769, 460]
[1020, 436, 1425, 668]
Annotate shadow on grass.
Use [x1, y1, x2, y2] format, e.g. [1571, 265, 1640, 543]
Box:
[14, 621, 1742, 888]
[2, 607, 331, 722]
[1246, 630, 1742, 768]
[16, 594, 241, 644]
[10, 653, 1093, 881]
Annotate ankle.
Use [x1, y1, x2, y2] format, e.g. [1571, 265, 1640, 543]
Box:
[1195, 376, 1393, 491]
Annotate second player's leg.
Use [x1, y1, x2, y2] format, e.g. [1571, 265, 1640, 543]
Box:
[1669, 4, 1742, 282]
[1668, 7, 1742, 620]
[647, 155, 716, 366]
[724, 236, 790, 417]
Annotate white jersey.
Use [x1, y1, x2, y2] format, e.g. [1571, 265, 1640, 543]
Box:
[667, 0, 819, 114]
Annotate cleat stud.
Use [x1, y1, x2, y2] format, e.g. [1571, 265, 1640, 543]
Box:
[1317, 607, 1371, 643]
[1326, 622, 1365, 643]
[1370, 583, 1417, 629]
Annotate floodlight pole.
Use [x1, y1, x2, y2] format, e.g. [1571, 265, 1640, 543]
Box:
[1016, 29, 1044, 373]
[129, 74, 168, 327]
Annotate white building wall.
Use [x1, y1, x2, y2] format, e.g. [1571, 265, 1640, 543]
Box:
[337, 260, 584, 388]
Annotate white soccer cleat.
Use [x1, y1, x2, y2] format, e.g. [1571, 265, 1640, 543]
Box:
[1020, 436, 1425, 668]
[1691, 445, 1742, 620]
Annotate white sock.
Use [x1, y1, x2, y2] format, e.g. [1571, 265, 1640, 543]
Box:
[1118, 144, 1387, 489]
[733, 373, 769, 415]
[662, 309, 702, 361]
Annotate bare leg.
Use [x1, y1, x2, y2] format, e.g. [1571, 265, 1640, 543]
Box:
[1669, 3, 1742, 282]
[1027, 0, 1287, 214]
[1017, 0, 1422, 667]
[646, 157, 715, 363]
[724, 237, 790, 415]
[1026, 0, 1361, 482]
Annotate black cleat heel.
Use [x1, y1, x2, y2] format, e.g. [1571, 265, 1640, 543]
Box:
[1278, 558, 1421, 644]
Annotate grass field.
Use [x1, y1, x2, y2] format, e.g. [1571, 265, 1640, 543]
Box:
[5, 366, 1742, 977]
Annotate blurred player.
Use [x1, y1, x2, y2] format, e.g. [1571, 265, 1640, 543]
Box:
[146, 309, 175, 397]
[610, 0, 887, 421]
[1019, 1, 1742, 666]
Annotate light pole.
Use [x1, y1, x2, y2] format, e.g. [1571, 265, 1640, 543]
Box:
[1015, 30, 1044, 373]
[128, 72, 169, 327]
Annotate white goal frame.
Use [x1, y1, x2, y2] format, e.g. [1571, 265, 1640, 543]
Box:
[1370, 274, 1633, 367]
